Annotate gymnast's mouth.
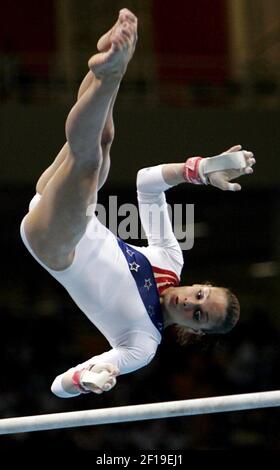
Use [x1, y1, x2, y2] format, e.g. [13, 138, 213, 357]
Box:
[170, 295, 179, 307]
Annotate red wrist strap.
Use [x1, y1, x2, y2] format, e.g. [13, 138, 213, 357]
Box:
[183, 156, 204, 184]
[72, 370, 90, 394]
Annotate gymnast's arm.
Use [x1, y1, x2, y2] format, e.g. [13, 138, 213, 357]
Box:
[136, 145, 254, 262]
[137, 144, 255, 269]
[137, 145, 255, 194]
[51, 334, 158, 398]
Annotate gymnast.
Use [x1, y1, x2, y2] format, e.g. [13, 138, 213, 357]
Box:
[20, 8, 255, 397]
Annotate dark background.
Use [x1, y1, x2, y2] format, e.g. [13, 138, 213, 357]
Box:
[0, 0, 279, 451]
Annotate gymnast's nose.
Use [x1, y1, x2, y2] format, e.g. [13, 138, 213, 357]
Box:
[183, 298, 195, 309]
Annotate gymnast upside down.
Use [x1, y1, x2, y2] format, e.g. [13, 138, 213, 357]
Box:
[20, 8, 255, 397]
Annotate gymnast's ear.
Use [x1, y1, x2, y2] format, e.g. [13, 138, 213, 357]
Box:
[185, 327, 205, 336]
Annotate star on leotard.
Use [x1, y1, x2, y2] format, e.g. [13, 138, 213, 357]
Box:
[148, 305, 155, 317]
[144, 278, 152, 290]
[126, 248, 134, 257]
[129, 261, 140, 272]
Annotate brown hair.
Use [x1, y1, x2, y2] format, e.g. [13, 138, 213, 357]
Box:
[176, 288, 240, 346]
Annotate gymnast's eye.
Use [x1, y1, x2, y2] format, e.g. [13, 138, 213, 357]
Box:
[193, 310, 201, 322]
[196, 289, 203, 300]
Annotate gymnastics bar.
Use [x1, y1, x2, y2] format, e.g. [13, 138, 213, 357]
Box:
[0, 390, 279, 435]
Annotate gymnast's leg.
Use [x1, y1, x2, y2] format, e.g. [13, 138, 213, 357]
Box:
[35, 12, 128, 195]
[36, 84, 118, 195]
[24, 9, 138, 271]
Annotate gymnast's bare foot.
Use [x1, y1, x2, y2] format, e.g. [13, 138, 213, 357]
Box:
[97, 9, 137, 52]
[89, 9, 138, 79]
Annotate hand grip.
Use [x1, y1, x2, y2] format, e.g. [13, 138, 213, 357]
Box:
[81, 370, 111, 389]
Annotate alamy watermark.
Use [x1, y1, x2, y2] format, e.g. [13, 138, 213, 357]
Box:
[85, 196, 194, 250]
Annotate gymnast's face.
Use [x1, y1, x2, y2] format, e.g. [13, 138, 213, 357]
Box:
[161, 284, 228, 333]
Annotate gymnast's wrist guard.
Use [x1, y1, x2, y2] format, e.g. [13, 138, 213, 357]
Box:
[72, 369, 90, 394]
[183, 156, 206, 185]
[183, 151, 247, 185]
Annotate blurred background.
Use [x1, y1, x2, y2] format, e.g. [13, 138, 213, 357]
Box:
[0, 0, 280, 451]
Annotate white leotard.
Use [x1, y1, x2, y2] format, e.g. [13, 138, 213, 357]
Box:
[20, 165, 184, 396]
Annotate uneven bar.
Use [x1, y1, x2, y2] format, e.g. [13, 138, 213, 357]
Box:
[0, 390, 279, 435]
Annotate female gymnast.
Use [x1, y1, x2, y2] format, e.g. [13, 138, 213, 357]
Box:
[20, 8, 255, 397]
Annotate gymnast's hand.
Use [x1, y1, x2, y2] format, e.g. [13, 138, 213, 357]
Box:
[79, 363, 119, 394]
[206, 145, 256, 191]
